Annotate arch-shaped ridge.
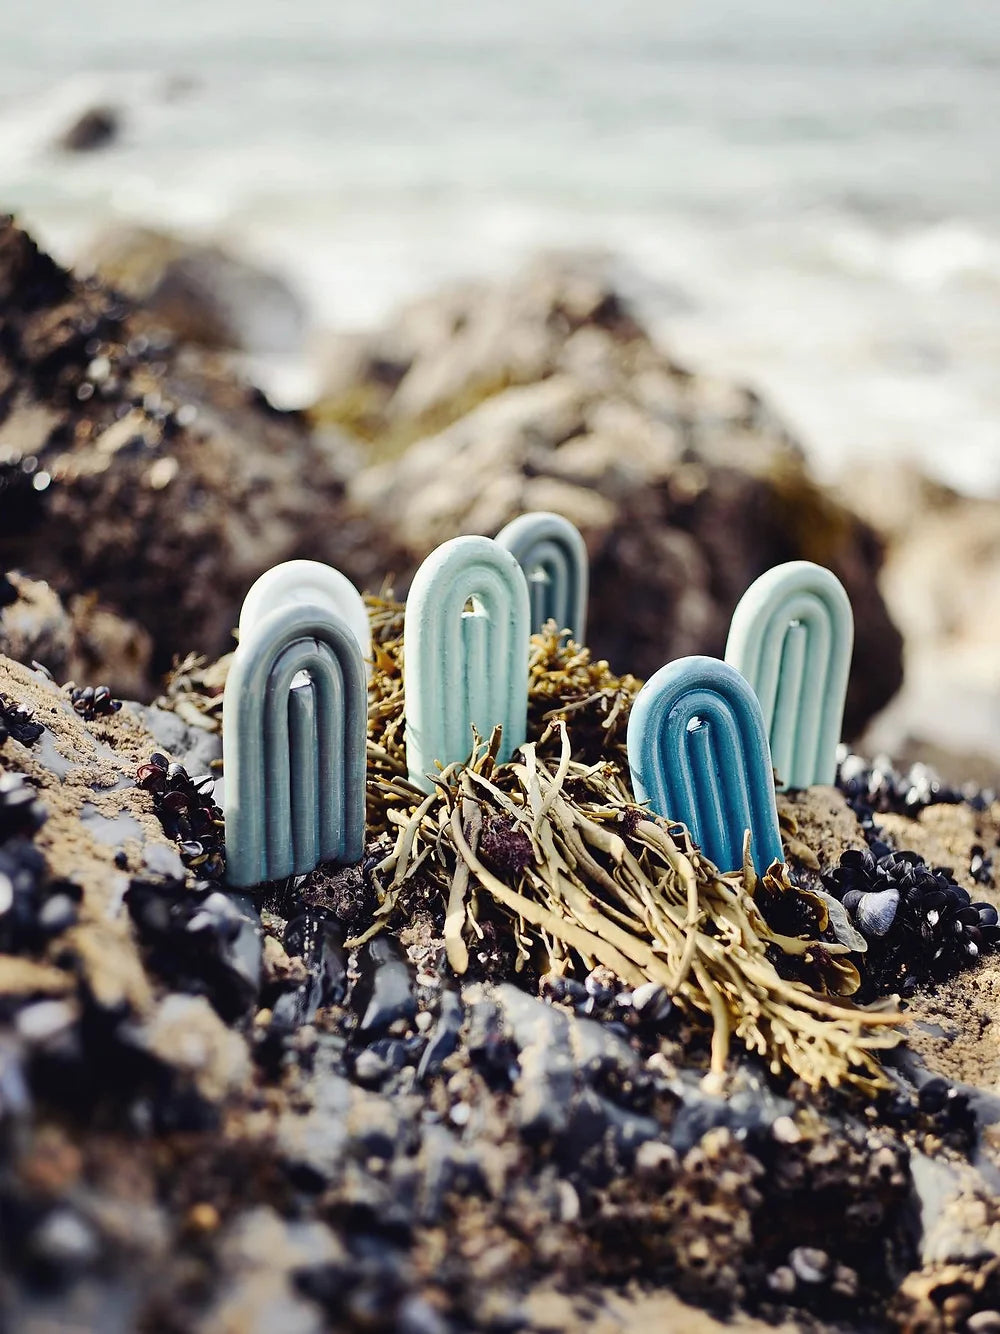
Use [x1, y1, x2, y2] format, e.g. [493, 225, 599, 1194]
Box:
[626, 655, 783, 874]
[495, 511, 588, 643]
[725, 561, 853, 789]
[404, 535, 530, 791]
[238, 560, 372, 676]
[223, 602, 367, 887]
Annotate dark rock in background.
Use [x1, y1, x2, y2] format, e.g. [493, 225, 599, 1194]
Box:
[0, 219, 401, 691]
[0, 570, 152, 698]
[342, 256, 903, 736]
[79, 224, 307, 353]
[56, 106, 120, 153]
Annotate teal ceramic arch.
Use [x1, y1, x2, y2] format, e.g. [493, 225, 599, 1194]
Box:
[626, 655, 783, 875]
[404, 535, 530, 791]
[223, 603, 367, 887]
[495, 511, 589, 643]
[238, 560, 371, 676]
[725, 561, 853, 789]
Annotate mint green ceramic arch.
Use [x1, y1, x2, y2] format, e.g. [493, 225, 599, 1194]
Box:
[223, 603, 367, 887]
[238, 559, 371, 677]
[404, 536, 530, 791]
[495, 511, 589, 643]
[725, 561, 853, 789]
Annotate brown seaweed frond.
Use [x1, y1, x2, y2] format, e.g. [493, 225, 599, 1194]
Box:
[155, 651, 230, 732]
[356, 722, 902, 1093]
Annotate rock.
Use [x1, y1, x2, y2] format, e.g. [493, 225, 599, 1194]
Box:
[140, 993, 250, 1103]
[205, 1207, 344, 1334]
[271, 912, 347, 1030]
[351, 937, 417, 1036]
[0, 571, 152, 699]
[789, 1245, 831, 1285]
[80, 224, 307, 353]
[665, 1068, 795, 1156]
[0, 220, 401, 676]
[840, 463, 1000, 781]
[344, 255, 902, 734]
[57, 106, 120, 153]
[0, 650, 252, 1096]
[417, 987, 463, 1079]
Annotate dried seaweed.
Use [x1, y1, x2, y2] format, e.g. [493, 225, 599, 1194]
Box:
[357, 718, 901, 1093]
[156, 651, 229, 732]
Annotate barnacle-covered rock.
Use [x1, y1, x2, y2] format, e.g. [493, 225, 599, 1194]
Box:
[665, 1127, 764, 1305]
[0, 650, 252, 1090]
[892, 1256, 1000, 1334]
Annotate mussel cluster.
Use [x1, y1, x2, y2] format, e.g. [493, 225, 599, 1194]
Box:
[0, 693, 44, 748]
[824, 845, 1000, 997]
[136, 753, 225, 881]
[125, 873, 260, 1022]
[131, 754, 260, 1020]
[68, 684, 122, 721]
[836, 747, 992, 820]
[0, 772, 79, 955]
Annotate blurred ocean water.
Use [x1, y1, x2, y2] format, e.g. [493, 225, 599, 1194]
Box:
[1, 0, 999, 490]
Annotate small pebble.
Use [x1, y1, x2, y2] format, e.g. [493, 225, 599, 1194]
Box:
[354, 1049, 389, 1087]
[789, 1246, 830, 1285]
[30, 1209, 99, 1270]
[767, 1266, 797, 1296]
[968, 1312, 1000, 1334]
[186, 1203, 220, 1233]
[771, 1114, 801, 1144]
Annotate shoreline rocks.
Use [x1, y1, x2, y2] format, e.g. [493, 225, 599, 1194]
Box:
[341, 255, 902, 735]
[840, 464, 1000, 784]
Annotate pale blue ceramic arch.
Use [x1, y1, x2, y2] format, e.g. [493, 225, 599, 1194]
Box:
[495, 511, 589, 643]
[404, 536, 530, 791]
[725, 561, 853, 789]
[626, 655, 783, 874]
[224, 603, 367, 887]
[238, 559, 371, 676]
